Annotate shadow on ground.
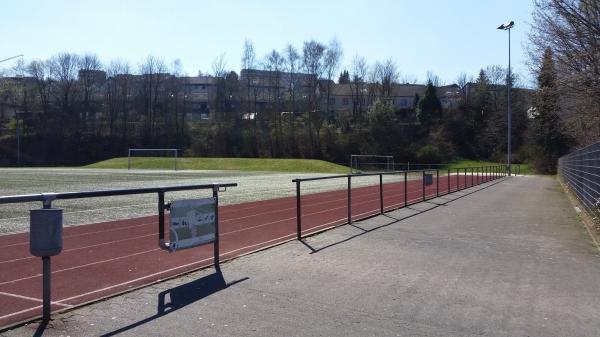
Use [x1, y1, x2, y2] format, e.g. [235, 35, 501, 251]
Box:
[301, 179, 506, 254]
[95, 269, 248, 337]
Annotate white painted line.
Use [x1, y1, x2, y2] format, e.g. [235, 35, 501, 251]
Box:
[0, 291, 72, 308]
[55, 232, 297, 304]
[0, 248, 160, 286]
[0, 233, 156, 265]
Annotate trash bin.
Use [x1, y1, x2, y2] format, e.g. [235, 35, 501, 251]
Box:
[424, 173, 433, 186]
[30, 208, 63, 257]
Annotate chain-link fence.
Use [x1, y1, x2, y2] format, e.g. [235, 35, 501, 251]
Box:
[558, 141, 600, 227]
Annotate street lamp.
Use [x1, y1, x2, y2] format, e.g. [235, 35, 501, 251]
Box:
[497, 21, 514, 176]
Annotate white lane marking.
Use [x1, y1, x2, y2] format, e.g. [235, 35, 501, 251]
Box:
[0, 233, 156, 265]
[55, 232, 296, 304]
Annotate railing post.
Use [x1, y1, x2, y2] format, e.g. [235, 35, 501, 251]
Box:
[464, 168, 468, 187]
[296, 180, 301, 240]
[422, 170, 426, 201]
[212, 185, 220, 269]
[347, 175, 352, 224]
[42, 256, 51, 321]
[379, 174, 383, 214]
[436, 169, 439, 197]
[457, 168, 460, 191]
[158, 191, 165, 243]
[404, 171, 408, 207]
[447, 169, 450, 194]
[471, 167, 474, 187]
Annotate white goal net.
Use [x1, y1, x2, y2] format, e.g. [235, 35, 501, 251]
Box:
[350, 154, 395, 173]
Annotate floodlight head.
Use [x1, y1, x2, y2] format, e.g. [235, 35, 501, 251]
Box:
[497, 21, 515, 30]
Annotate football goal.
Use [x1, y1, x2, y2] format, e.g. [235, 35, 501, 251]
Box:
[127, 148, 181, 170]
[350, 154, 395, 173]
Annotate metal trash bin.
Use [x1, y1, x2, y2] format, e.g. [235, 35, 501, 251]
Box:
[424, 173, 433, 186]
[30, 208, 63, 257]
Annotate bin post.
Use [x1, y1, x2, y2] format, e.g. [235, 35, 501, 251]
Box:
[447, 169, 450, 194]
[212, 185, 220, 270]
[457, 168, 460, 191]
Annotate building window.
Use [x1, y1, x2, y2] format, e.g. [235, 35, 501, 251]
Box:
[400, 99, 408, 107]
[329, 98, 335, 105]
[342, 98, 349, 105]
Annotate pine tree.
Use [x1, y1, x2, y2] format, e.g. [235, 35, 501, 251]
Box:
[528, 47, 570, 173]
[416, 80, 442, 130]
[338, 70, 350, 84]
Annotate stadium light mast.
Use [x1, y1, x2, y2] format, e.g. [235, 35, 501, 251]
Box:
[497, 21, 514, 176]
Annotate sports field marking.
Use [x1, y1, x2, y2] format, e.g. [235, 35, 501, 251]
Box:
[0, 292, 72, 308]
[1, 221, 154, 248]
[0, 233, 156, 265]
[0, 248, 160, 286]
[54, 232, 298, 305]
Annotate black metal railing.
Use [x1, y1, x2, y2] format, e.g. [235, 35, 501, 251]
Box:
[293, 165, 509, 240]
[558, 141, 600, 224]
[0, 182, 237, 322]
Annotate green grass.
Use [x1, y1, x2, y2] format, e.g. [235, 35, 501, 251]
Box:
[442, 159, 532, 175]
[85, 157, 350, 173]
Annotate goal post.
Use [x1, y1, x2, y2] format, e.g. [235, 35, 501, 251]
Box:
[350, 154, 395, 173]
[127, 148, 181, 170]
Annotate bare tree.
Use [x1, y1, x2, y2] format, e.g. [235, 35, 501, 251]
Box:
[212, 53, 228, 78]
[139, 55, 167, 141]
[48, 53, 80, 132]
[529, 0, 600, 145]
[350, 55, 368, 117]
[78, 54, 102, 132]
[302, 40, 326, 156]
[323, 38, 343, 115]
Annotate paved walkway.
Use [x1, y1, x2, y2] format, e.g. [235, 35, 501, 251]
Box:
[3, 176, 600, 337]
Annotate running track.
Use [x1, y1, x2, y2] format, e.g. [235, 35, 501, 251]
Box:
[0, 172, 500, 328]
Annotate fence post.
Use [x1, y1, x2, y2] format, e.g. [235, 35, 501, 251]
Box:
[471, 167, 474, 187]
[296, 180, 301, 240]
[464, 168, 468, 187]
[348, 175, 352, 224]
[436, 169, 439, 197]
[404, 171, 408, 207]
[212, 185, 220, 269]
[379, 174, 383, 214]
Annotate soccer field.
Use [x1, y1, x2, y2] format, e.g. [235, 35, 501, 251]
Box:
[0, 168, 401, 234]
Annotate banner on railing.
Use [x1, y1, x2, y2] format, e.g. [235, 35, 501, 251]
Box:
[169, 197, 216, 252]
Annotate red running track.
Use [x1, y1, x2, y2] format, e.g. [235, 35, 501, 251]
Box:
[0, 172, 499, 328]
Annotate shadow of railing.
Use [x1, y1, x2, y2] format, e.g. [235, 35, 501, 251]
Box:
[301, 178, 507, 254]
[100, 270, 248, 337]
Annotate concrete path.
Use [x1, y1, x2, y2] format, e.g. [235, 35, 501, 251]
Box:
[3, 176, 600, 337]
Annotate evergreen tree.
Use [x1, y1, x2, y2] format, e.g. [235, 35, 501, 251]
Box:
[528, 47, 570, 173]
[416, 80, 442, 130]
[338, 70, 350, 84]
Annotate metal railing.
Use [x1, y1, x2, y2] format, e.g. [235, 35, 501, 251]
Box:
[293, 165, 508, 239]
[0, 182, 237, 322]
[558, 141, 600, 224]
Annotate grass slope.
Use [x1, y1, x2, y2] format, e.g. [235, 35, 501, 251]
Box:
[85, 157, 350, 173]
[444, 159, 531, 175]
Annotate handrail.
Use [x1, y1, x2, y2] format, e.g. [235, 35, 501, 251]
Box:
[294, 165, 510, 239]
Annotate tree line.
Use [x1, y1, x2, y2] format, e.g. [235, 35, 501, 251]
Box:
[2, 0, 596, 174]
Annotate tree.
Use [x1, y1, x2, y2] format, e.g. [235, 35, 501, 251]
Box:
[302, 40, 326, 156]
[527, 48, 570, 173]
[529, 0, 600, 145]
[350, 55, 368, 118]
[338, 70, 350, 84]
[324, 38, 343, 115]
[416, 80, 442, 130]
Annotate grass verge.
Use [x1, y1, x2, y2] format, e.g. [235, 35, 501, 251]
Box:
[85, 157, 350, 173]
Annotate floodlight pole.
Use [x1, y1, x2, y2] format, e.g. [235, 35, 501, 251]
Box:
[498, 21, 514, 176]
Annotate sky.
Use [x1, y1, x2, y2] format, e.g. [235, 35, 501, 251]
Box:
[1, 0, 535, 86]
